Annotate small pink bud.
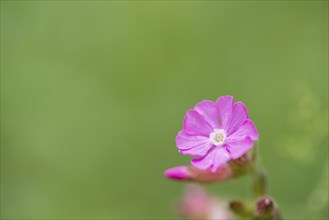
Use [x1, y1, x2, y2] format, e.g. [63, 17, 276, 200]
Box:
[164, 165, 234, 183]
[256, 197, 274, 218]
[164, 166, 190, 180]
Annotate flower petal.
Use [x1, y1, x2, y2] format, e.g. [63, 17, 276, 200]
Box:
[215, 96, 233, 129]
[226, 137, 254, 160]
[194, 100, 219, 129]
[211, 147, 231, 172]
[176, 130, 210, 150]
[191, 147, 230, 171]
[183, 110, 213, 136]
[226, 101, 248, 135]
[227, 119, 259, 141]
[180, 143, 214, 157]
[191, 154, 214, 170]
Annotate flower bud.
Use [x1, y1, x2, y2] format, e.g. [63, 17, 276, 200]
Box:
[164, 165, 234, 183]
[178, 184, 211, 219]
[164, 166, 190, 180]
[178, 184, 233, 220]
[229, 200, 253, 218]
[255, 197, 274, 218]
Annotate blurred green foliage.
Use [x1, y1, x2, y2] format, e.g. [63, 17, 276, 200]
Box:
[1, 1, 328, 219]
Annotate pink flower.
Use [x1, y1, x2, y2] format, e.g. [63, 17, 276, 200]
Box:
[178, 184, 234, 220]
[176, 96, 259, 172]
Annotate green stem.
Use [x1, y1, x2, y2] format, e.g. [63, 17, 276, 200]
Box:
[250, 142, 268, 199]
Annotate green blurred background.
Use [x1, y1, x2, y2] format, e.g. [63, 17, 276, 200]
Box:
[1, 1, 328, 219]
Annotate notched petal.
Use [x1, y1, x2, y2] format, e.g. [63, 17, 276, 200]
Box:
[226, 101, 248, 135]
[183, 110, 213, 136]
[227, 119, 259, 141]
[215, 96, 234, 129]
[176, 130, 209, 150]
[179, 143, 214, 157]
[226, 137, 254, 160]
[191, 149, 216, 170]
[194, 100, 219, 130]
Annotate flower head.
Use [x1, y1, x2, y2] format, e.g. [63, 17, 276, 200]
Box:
[178, 184, 233, 220]
[176, 96, 259, 172]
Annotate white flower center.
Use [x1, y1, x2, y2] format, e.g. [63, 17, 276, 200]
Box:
[210, 129, 227, 146]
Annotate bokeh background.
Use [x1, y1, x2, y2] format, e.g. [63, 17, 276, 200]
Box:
[1, 1, 328, 219]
